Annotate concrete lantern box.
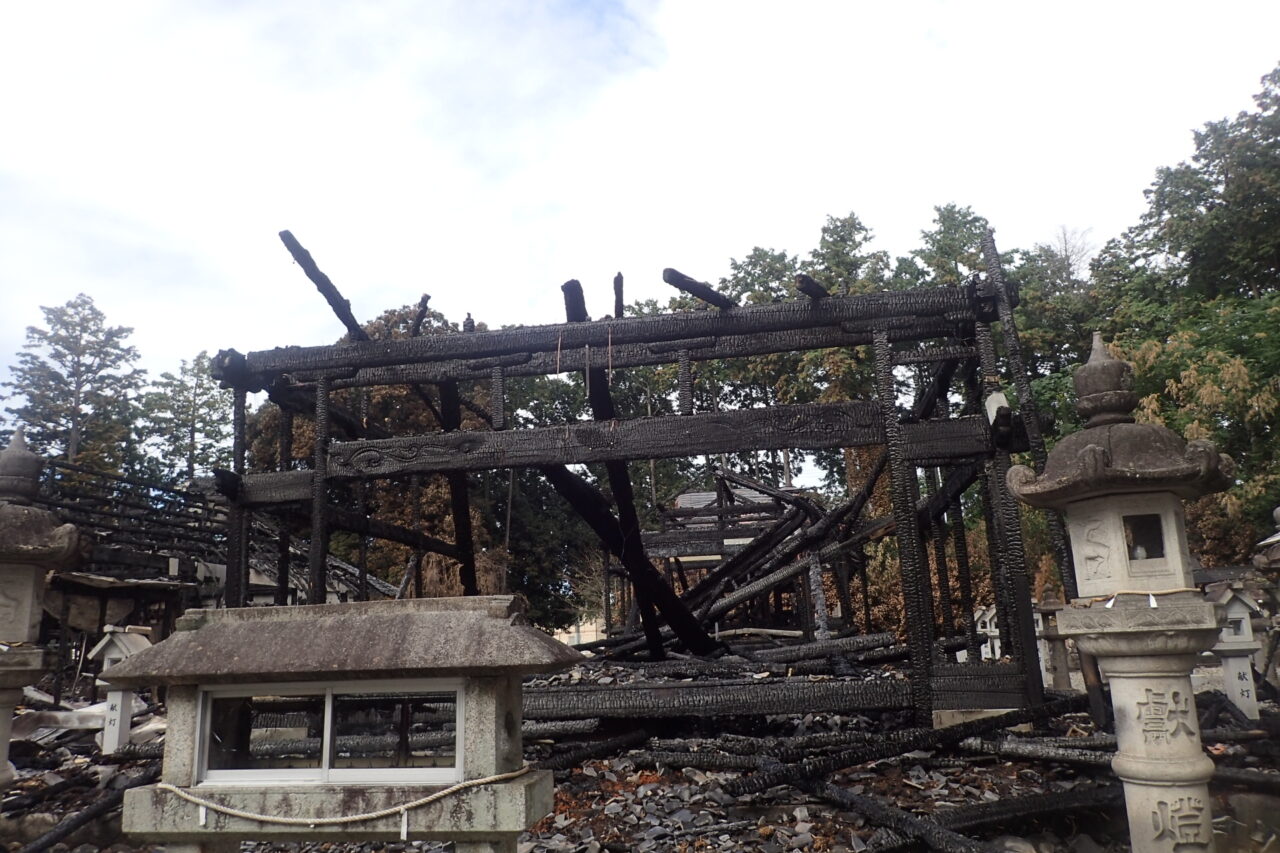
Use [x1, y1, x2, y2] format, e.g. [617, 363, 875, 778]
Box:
[102, 595, 581, 853]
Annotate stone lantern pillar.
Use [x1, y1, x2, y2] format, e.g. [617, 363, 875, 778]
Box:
[1008, 334, 1233, 853]
[0, 431, 84, 786]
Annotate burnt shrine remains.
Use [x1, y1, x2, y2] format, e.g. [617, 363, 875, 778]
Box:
[209, 229, 1066, 728]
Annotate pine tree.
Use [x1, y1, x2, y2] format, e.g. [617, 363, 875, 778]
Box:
[2, 294, 145, 471]
[141, 351, 233, 483]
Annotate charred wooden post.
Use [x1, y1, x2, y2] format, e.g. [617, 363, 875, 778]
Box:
[438, 380, 478, 595]
[612, 272, 625, 319]
[794, 273, 830, 300]
[677, 349, 693, 415]
[971, 291, 1043, 706]
[409, 293, 432, 337]
[225, 388, 248, 608]
[662, 267, 736, 309]
[490, 366, 506, 430]
[924, 468, 957, 643]
[949, 496, 982, 660]
[274, 407, 293, 606]
[873, 331, 934, 725]
[307, 376, 330, 604]
[982, 231, 1075, 601]
[355, 390, 370, 601]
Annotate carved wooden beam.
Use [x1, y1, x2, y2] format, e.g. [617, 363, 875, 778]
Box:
[327, 406, 989, 478]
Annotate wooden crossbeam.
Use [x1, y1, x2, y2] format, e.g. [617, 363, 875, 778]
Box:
[326, 405, 990, 478]
[235, 287, 972, 381]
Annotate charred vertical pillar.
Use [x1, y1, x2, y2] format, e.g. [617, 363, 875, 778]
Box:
[439, 381, 479, 596]
[356, 390, 370, 601]
[274, 407, 293, 606]
[308, 376, 330, 604]
[949, 497, 982, 660]
[873, 331, 933, 725]
[982, 232, 1076, 601]
[225, 388, 248, 608]
[925, 468, 956, 641]
[972, 283, 1044, 706]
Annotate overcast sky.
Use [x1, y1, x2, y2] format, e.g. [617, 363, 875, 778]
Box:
[2, 1, 1278, 393]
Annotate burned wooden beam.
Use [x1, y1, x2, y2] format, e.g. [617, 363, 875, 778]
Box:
[325, 507, 459, 559]
[663, 267, 737, 309]
[325, 321, 963, 388]
[409, 293, 432, 337]
[808, 781, 1000, 853]
[795, 273, 830, 299]
[278, 230, 370, 343]
[661, 502, 786, 520]
[327, 406, 989, 478]
[863, 785, 1125, 852]
[523, 677, 911, 720]
[958, 736, 1280, 794]
[751, 632, 895, 663]
[268, 378, 393, 440]
[725, 693, 1088, 795]
[236, 287, 972, 380]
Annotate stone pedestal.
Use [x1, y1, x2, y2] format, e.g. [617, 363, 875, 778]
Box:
[1060, 595, 1220, 853]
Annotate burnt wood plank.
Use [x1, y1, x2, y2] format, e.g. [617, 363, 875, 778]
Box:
[241, 470, 313, 505]
[326, 406, 989, 478]
[240, 287, 972, 379]
[522, 678, 911, 720]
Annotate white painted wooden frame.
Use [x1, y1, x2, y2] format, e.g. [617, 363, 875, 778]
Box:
[196, 678, 465, 786]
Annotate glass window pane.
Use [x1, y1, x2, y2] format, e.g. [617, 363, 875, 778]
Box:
[330, 691, 457, 769]
[1123, 514, 1165, 560]
[206, 694, 324, 771]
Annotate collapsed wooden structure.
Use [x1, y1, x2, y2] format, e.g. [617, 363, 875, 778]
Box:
[206, 230, 1068, 727]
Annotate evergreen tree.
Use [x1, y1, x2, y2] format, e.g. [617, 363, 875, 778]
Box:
[2, 294, 145, 471]
[142, 351, 233, 483]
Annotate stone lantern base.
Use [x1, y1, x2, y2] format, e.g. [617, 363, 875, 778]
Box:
[125, 774, 551, 853]
[1059, 594, 1221, 853]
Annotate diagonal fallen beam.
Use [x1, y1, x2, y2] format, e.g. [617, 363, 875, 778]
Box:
[807, 780, 1000, 853]
[725, 693, 1089, 796]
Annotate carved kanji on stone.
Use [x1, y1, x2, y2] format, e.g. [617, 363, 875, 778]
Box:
[1151, 796, 1206, 846]
[1136, 688, 1196, 744]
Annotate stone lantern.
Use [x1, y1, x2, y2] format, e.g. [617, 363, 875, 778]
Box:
[103, 595, 581, 853]
[0, 431, 84, 787]
[1008, 334, 1233, 853]
[1206, 586, 1262, 720]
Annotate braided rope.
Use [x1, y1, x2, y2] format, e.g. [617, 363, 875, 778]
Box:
[154, 765, 531, 828]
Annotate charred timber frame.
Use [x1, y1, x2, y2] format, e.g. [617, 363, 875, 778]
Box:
[217, 266, 1049, 709]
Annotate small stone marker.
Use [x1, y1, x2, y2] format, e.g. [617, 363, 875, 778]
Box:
[88, 626, 153, 753]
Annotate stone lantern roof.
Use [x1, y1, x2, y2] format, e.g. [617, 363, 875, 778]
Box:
[102, 595, 583, 688]
[1008, 333, 1233, 508]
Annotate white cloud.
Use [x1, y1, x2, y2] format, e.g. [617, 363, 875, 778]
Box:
[2, 0, 1277, 391]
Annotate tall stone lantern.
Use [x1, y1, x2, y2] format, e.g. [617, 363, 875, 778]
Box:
[1008, 334, 1233, 853]
[0, 431, 84, 786]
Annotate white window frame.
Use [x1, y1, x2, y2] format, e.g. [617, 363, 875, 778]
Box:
[196, 678, 464, 786]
